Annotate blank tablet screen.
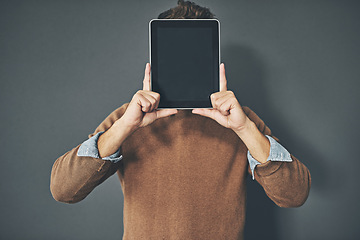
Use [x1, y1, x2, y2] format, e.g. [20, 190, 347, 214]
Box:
[150, 19, 220, 108]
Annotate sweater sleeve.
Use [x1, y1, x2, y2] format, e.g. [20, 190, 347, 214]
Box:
[242, 106, 311, 208]
[77, 131, 123, 162]
[50, 103, 129, 204]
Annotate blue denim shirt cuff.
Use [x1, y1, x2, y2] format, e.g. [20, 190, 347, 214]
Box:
[77, 131, 123, 163]
[247, 135, 292, 180]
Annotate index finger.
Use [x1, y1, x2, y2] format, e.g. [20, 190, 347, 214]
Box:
[142, 63, 151, 91]
[219, 63, 227, 92]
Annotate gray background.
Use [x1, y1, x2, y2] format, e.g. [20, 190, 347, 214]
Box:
[1, 0, 359, 239]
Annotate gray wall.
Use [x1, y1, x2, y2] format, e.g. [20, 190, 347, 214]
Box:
[1, 0, 359, 239]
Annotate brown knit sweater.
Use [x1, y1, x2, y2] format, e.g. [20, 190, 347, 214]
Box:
[50, 103, 311, 240]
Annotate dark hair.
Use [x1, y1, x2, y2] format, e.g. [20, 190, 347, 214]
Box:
[158, 0, 215, 19]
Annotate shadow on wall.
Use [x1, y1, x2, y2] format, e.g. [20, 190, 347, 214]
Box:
[222, 43, 326, 239]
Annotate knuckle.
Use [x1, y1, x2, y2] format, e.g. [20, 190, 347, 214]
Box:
[154, 93, 160, 100]
[150, 95, 157, 102]
[132, 94, 139, 100]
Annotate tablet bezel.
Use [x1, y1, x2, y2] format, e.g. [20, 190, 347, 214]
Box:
[149, 19, 220, 109]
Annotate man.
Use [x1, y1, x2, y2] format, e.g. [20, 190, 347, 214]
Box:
[50, 1, 311, 239]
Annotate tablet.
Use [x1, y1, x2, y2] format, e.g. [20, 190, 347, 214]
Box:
[149, 19, 220, 109]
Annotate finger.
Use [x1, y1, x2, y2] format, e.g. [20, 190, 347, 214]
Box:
[137, 93, 152, 112]
[142, 91, 160, 111]
[141, 92, 158, 112]
[142, 63, 151, 91]
[156, 109, 178, 119]
[210, 91, 231, 108]
[211, 93, 233, 115]
[211, 91, 229, 99]
[154, 94, 160, 110]
[143, 91, 160, 104]
[193, 108, 228, 127]
[212, 100, 230, 116]
[215, 99, 231, 116]
[192, 108, 215, 120]
[217, 98, 234, 116]
[220, 63, 227, 92]
[144, 91, 161, 110]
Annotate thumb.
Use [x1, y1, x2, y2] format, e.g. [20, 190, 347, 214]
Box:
[156, 109, 178, 119]
[192, 108, 215, 120]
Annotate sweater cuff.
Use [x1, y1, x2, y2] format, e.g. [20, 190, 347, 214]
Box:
[77, 131, 123, 163]
[247, 135, 292, 180]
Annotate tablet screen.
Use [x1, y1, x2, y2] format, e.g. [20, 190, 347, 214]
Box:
[150, 19, 220, 108]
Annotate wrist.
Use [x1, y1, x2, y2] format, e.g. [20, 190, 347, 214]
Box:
[113, 117, 138, 138]
[98, 118, 136, 158]
[234, 118, 270, 164]
[233, 117, 254, 138]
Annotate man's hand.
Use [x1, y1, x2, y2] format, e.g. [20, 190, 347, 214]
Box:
[121, 63, 178, 131]
[192, 63, 250, 133]
[193, 63, 270, 163]
[97, 63, 177, 158]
